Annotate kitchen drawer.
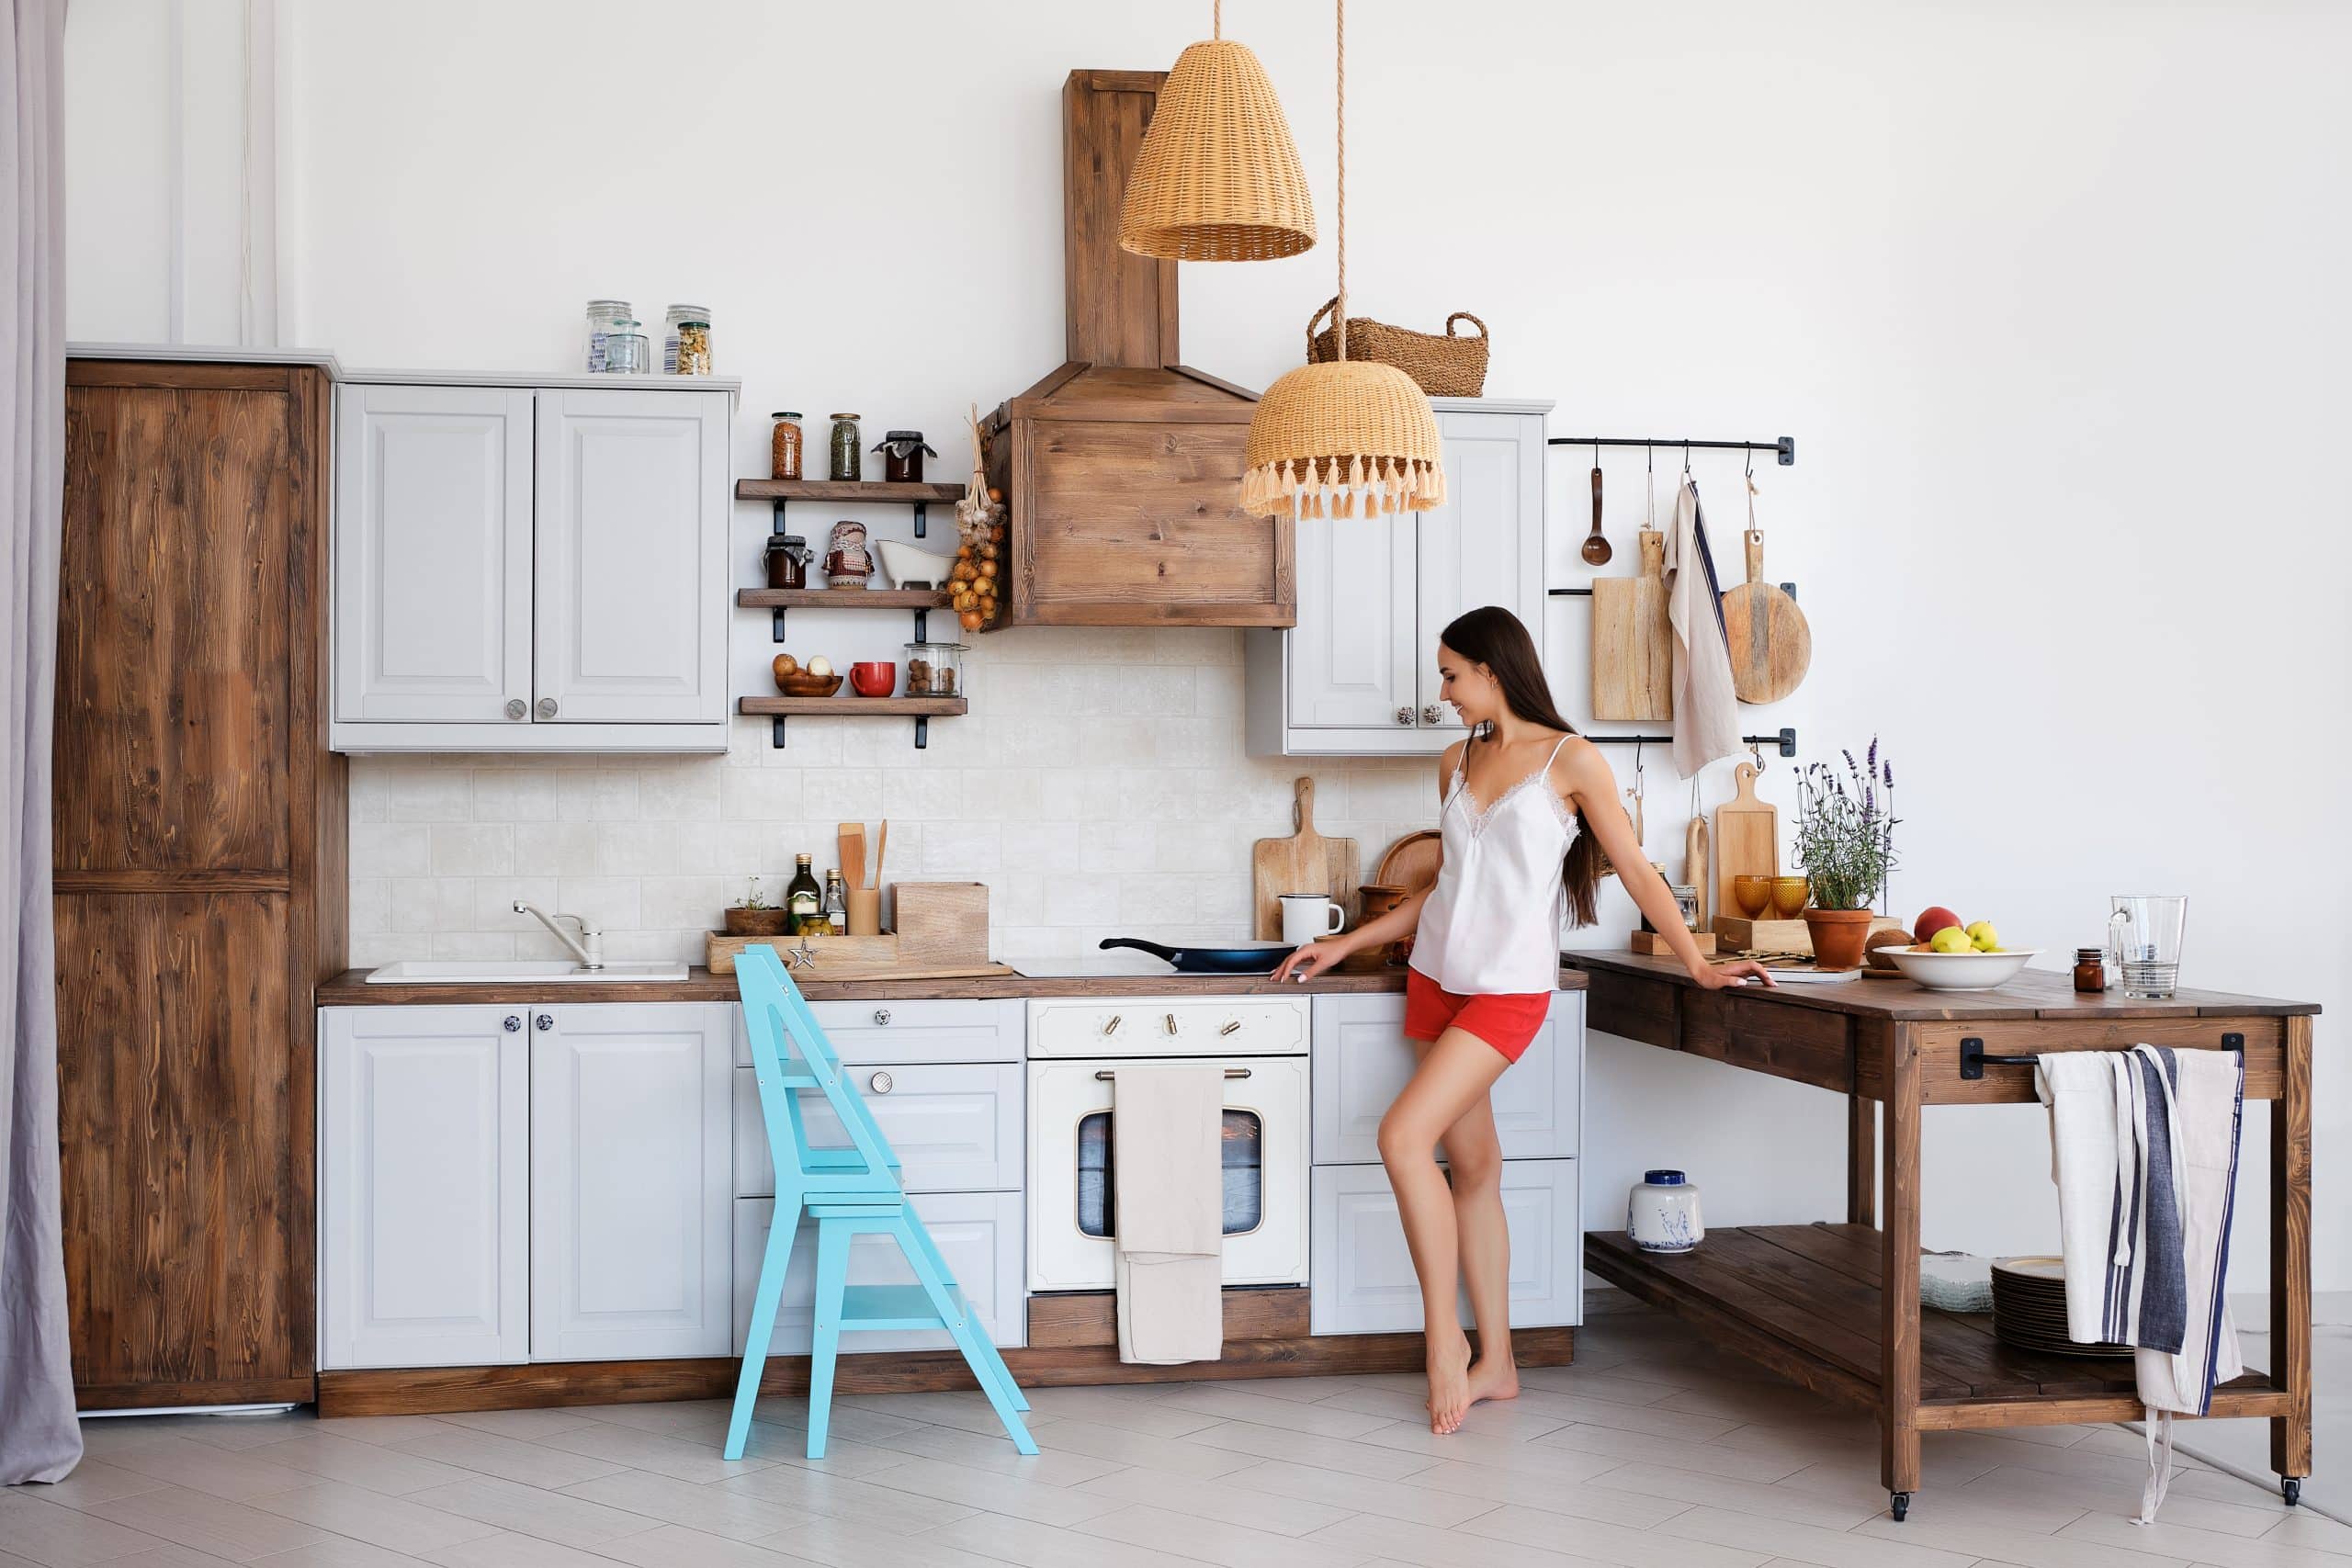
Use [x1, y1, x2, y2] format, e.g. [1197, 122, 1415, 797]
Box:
[733, 998, 1022, 1067]
[730, 1190, 1024, 1355]
[1308, 1158, 1579, 1335]
[1027, 994, 1309, 1059]
[733, 1062, 1022, 1197]
[1312, 992, 1581, 1165]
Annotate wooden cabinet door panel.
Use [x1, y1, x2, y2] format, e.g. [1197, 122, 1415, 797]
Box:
[58, 383, 292, 872]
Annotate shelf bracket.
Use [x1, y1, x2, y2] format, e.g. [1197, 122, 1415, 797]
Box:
[771, 498, 788, 536]
[771, 715, 787, 749]
[912, 502, 927, 539]
[913, 608, 929, 641]
[772, 607, 786, 642]
[913, 716, 929, 750]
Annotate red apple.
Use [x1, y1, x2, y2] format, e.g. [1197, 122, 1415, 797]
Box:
[1914, 906, 1963, 944]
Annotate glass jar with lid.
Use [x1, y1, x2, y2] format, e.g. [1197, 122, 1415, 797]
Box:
[660, 304, 712, 375]
[903, 641, 967, 699]
[584, 299, 633, 373]
[871, 430, 937, 483]
[603, 319, 650, 375]
[828, 414, 862, 481]
[673, 320, 712, 377]
[763, 534, 811, 590]
[770, 412, 804, 480]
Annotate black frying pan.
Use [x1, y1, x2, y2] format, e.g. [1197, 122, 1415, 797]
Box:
[1100, 937, 1297, 975]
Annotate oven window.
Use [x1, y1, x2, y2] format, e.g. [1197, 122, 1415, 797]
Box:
[1075, 1109, 1264, 1238]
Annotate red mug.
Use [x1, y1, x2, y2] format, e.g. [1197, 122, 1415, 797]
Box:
[849, 661, 897, 698]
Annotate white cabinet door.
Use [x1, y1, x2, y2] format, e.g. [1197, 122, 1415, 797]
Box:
[1312, 992, 1582, 1165]
[734, 1062, 1022, 1197]
[1415, 410, 1546, 725]
[319, 1007, 529, 1369]
[531, 1002, 734, 1360]
[334, 386, 534, 723]
[730, 1190, 1025, 1355]
[533, 389, 729, 725]
[1309, 1159, 1579, 1335]
[1286, 513, 1419, 730]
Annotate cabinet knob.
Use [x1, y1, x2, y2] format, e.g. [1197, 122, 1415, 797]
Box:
[505, 698, 527, 721]
[1421, 705, 1442, 726]
[535, 1013, 554, 1032]
[868, 1070, 894, 1095]
[1395, 706, 1414, 726]
[872, 1008, 891, 1026]
[503, 1015, 522, 1032]
[536, 697, 559, 719]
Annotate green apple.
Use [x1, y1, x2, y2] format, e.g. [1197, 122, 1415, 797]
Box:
[1930, 926, 1975, 954]
[1966, 920, 1999, 953]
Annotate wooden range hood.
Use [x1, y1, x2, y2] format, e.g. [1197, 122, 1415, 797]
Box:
[982, 70, 1295, 628]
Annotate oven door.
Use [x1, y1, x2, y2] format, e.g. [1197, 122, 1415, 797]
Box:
[1026, 1056, 1308, 1292]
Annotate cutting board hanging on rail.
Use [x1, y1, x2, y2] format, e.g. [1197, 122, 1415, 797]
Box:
[1719, 479, 1811, 702]
[1252, 777, 1362, 940]
[1710, 760, 1779, 925]
[1591, 527, 1674, 721]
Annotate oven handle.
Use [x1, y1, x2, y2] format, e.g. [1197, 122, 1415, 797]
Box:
[1094, 1067, 1251, 1080]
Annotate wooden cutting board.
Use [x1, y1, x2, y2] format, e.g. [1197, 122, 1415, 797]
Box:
[1374, 829, 1442, 895]
[1711, 760, 1779, 923]
[1591, 528, 1673, 721]
[1252, 777, 1362, 939]
[1720, 527, 1811, 703]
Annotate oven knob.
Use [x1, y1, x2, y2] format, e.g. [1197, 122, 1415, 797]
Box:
[868, 1070, 894, 1095]
[1103, 1014, 1122, 1036]
[872, 1009, 891, 1026]
[1219, 1020, 1241, 1036]
[1164, 1013, 1178, 1035]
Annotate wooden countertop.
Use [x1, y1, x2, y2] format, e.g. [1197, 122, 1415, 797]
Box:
[1562, 949, 2319, 1021]
[317, 964, 1588, 1007]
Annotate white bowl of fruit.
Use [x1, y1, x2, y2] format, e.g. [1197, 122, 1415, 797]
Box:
[1877, 908, 2039, 990]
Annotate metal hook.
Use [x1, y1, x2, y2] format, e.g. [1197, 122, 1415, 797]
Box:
[1682, 440, 1692, 476]
[1749, 739, 1766, 774]
[1745, 446, 1754, 480]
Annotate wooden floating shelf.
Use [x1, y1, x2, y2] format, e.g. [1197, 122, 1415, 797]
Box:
[737, 694, 967, 751]
[736, 589, 952, 610]
[736, 479, 966, 503]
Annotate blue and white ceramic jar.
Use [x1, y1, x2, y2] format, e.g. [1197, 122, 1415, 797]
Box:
[1626, 1169, 1703, 1253]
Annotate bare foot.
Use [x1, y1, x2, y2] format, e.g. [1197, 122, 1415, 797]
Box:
[1464, 1355, 1521, 1409]
[1426, 1331, 1474, 1433]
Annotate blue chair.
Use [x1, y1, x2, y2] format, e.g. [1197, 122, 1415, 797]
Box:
[724, 944, 1035, 1460]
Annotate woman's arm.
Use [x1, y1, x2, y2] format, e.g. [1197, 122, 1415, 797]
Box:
[1556, 742, 1775, 989]
[1272, 746, 1458, 983]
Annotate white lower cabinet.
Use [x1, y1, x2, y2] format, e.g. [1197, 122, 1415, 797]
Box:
[1308, 1160, 1580, 1335]
[1313, 991, 1583, 1164]
[731, 1191, 1026, 1355]
[733, 1062, 1022, 1197]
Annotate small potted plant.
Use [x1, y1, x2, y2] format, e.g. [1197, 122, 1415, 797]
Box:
[1792, 739, 1898, 969]
[723, 877, 790, 938]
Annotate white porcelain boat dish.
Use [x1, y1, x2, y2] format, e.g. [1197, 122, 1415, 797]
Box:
[365, 960, 690, 984]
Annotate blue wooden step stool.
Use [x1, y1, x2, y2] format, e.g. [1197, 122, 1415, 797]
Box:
[724, 943, 1035, 1460]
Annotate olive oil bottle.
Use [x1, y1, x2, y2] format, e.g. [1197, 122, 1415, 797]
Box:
[786, 853, 824, 933]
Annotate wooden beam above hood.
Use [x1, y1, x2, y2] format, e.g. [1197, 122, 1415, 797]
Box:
[1062, 70, 1180, 370]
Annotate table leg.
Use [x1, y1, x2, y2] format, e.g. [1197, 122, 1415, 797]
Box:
[2271, 1015, 2312, 1495]
[1881, 1024, 1921, 1513]
[1849, 1092, 1876, 1227]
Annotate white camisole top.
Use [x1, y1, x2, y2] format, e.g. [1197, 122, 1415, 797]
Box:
[1409, 734, 1577, 997]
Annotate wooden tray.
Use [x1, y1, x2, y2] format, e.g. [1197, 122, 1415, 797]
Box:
[705, 931, 1012, 982]
[1713, 913, 1904, 956]
[1631, 930, 1715, 957]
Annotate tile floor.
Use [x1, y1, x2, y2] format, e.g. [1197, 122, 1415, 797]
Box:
[5, 1302, 2342, 1568]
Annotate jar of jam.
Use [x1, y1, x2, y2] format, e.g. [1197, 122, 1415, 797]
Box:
[872, 430, 938, 483]
[828, 413, 862, 481]
[763, 534, 810, 590]
[770, 412, 803, 480]
[2073, 946, 2108, 993]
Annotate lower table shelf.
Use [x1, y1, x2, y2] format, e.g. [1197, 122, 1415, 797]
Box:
[1585, 1223, 2289, 1428]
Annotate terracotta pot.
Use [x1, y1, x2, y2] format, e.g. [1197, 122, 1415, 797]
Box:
[1803, 908, 1877, 970]
[725, 907, 790, 937]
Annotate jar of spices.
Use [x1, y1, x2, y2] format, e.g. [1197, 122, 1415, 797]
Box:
[661, 304, 711, 375]
[872, 430, 937, 483]
[673, 319, 712, 376]
[903, 641, 967, 699]
[2073, 946, 2109, 994]
[584, 299, 633, 373]
[763, 534, 810, 590]
[828, 413, 862, 481]
[769, 412, 804, 480]
[603, 318, 650, 375]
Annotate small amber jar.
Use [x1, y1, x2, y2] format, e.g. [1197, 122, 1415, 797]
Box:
[2073, 946, 2108, 993]
[769, 412, 803, 480]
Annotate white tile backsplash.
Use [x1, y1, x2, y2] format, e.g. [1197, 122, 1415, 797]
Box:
[345, 631, 1453, 968]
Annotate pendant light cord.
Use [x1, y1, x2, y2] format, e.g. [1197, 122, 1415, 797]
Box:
[1213, 0, 1221, 38]
[1335, 0, 1348, 360]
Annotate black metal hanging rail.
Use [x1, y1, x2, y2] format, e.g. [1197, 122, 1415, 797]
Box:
[1550, 584, 1796, 600]
[1960, 1032, 2244, 1080]
[1547, 435, 1794, 466]
[1577, 728, 1796, 758]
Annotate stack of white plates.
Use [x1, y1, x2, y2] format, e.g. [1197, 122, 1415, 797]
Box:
[1990, 1256, 2133, 1358]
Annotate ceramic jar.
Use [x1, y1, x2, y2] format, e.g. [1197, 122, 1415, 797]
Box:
[1626, 1169, 1703, 1254]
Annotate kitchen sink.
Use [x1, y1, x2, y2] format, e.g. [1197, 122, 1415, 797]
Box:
[364, 960, 690, 984]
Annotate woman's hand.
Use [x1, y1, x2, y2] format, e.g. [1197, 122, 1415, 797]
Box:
[1274, 939, 1351, 983]
[1693, 957, 1778, 989]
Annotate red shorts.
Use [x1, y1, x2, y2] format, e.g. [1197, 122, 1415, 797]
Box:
[1403, 968, 1550, 1064]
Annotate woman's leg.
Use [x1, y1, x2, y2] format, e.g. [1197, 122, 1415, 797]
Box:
[1377, 1027, 1510, 1434]
[1440, 1091, 1519, 1405]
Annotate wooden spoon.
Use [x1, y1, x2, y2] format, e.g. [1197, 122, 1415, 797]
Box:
[1581, 463, 1612, 565]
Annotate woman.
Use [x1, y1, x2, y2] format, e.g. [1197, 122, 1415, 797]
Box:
[1276, 606, 1773, 1434]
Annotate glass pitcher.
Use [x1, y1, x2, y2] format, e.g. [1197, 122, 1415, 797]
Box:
[2108, 895, 2188, 998]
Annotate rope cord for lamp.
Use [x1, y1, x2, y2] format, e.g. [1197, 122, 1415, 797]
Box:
[1335, 0, 1347, 360]
[1214, 0, 1220, 39]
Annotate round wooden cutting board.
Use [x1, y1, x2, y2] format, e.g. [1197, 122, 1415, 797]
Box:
[1720, 527, 1811, 702]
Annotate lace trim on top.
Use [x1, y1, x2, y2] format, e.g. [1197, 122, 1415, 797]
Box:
[1451, 737, 1577, 840]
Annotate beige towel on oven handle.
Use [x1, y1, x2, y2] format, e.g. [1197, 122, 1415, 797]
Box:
[1111, 1064, 1226, 1366]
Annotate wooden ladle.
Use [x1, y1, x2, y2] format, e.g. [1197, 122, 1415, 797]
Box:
[1581, 461, 1612, 565]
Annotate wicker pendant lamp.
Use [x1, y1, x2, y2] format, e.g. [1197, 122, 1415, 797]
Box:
[1120, 2, 1316, 261]
[1240, 0, 1445, 520]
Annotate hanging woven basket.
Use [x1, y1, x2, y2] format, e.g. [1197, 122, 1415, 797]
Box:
[1120, 39, 1317, 262]
[1306, 297, 1488, 397]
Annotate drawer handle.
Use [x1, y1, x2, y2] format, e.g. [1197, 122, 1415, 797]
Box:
[1097, 1067, 1250, 1080]
[1219, 1020, 1241, 1036]
[1165, 1013, 1178, 1035]
[869, 1070, 894, 1095]
[873, 1008, 891, 1026]
[1103, 1014, 1121, 1036]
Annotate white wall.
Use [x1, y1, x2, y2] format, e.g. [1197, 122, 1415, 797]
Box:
[63, 0, 2351, 1292]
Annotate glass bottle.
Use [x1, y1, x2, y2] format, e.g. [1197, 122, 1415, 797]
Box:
[829, 413, 862, 481]
[822, 870, 847, 936]
[603, 318, 650, 375]
[2073, 946, 2109, 993]
[786, 853, 824, 933]
[770, 412, 803, 480]
[584, 299, 632, 373]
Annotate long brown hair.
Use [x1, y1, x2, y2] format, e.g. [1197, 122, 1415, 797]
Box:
[1440, 605, 1601, 928]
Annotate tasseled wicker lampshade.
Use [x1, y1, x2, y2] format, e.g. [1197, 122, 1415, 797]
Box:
[1241, 359, 1447, 519]
[1119, 39, 1316, 262]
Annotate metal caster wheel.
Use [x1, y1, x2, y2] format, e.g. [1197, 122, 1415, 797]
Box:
[1890, 1492, 1912, 1522]
[2282, 1477, 2302, 1507]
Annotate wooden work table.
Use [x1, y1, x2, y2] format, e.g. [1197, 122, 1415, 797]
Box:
[1561, 950, 2319, 1521]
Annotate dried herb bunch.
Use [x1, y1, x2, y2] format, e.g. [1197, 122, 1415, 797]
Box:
[1792, 739, 1898, 911]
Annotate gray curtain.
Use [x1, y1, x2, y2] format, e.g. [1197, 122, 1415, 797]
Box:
[0, 0, 80, 1485]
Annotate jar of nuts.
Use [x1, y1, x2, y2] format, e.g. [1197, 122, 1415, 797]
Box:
[673, 319, 712, 376]
[902, 641, 967, 700]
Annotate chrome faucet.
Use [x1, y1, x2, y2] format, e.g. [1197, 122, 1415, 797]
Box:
[512, 900, 604, 970]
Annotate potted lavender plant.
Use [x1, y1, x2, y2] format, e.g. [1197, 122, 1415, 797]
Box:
[1792, 739, 1898, 969]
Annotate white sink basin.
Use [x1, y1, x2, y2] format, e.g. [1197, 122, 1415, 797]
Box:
[365, 960, 690, 985]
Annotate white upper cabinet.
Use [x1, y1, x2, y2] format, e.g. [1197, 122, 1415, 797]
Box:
[1245, 399, 1552, 756]
[330, 373, 736, 752]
